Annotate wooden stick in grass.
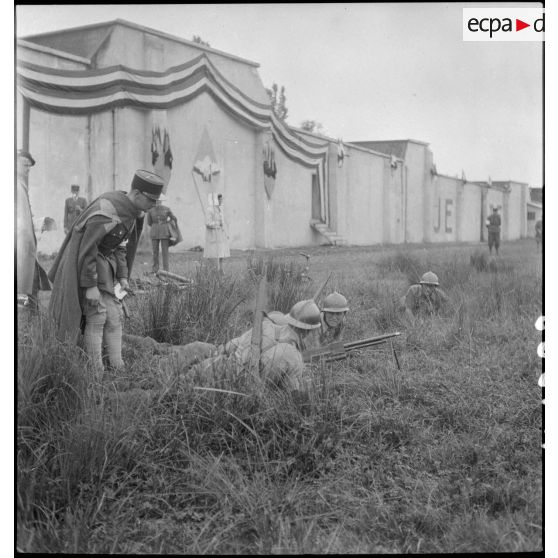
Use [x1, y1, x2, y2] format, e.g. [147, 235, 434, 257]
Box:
[249, 267, 268, 379]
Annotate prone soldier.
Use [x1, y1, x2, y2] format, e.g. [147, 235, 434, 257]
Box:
[401, 271, 449, 322]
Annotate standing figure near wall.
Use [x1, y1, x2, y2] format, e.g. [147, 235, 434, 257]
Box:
[48, 170, 163, 376]
[16, 149, 51, 311]
[147, 194, 177, 273]
[64, 184, 87, 234]
[204, 193, 230, 273]
[486, 207, 501, 256]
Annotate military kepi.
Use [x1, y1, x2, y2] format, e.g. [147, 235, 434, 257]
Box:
[132, 169, 164, 200]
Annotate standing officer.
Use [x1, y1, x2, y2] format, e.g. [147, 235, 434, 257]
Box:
[147, 193, 177, 273]
[48, 170, 164, 375]
[16, 149, 50, 310]
[64, 184, 87, 234]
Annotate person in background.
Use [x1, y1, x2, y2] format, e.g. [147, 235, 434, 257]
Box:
[147, 193, 177, 273]
[486, 207, 502, 256]
[48, 169, 164, 376]
[204, 193, 230, 273]
[64, 184, 87, 234]
[401, 271, 449, 322]
[16, 149, 50, 311]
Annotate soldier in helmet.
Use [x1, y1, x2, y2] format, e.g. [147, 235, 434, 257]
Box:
[211, 298, 320, 367]
[126, 299, 321, 391]
[402, 271, 449, 321]
[196, 298, 320, 390]
[318, 291, 349, 346]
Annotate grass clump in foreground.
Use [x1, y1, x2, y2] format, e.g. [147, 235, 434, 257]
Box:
[18, 241, 542, 553]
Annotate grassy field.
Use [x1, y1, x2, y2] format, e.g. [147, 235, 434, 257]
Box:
[17, 239, 542, 553]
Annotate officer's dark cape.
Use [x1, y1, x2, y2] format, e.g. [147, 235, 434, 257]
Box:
[47, 191, 143, 344]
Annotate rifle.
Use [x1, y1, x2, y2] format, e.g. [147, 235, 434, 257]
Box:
[156, 270, 191, 284]
[302, 331, 402, 368]
[312, 272, 332, 303]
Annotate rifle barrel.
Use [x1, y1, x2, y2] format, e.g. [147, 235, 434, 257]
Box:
[344, 332, 400, 350]
[156, 270, 191, 283]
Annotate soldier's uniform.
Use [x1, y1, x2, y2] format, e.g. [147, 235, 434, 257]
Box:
[318, 313, 346, 345]
[486, 211, 502, 254]
[16, 150, 50, 308]
[194, 299, 321, 391]
[401, 271, 448, 318]
[404, 284, 448, 316]
[147, 199, 177, 272]
[48, 170, 163, 372]
[64, 191, 87, 233]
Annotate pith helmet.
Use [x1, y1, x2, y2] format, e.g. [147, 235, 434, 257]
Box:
[420, 271, 439, 286]
[284, 299, 321, 330]
[322, 292, 349, 313]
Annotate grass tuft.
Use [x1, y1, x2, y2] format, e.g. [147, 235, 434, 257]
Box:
[18, 241, 542, 553]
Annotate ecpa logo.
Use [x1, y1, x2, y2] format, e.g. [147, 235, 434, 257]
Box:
[463, 8, 544, 41]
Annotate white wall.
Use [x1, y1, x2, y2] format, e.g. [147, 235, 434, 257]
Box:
[430, 175, 458, 243]
[460, 182, 482, 242]
[269, 145, 316, 248]
[343, 147, 385, 245]
[163, 93, 259, 250]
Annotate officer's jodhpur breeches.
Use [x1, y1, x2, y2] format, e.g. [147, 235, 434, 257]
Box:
[83, 292, 124, 371]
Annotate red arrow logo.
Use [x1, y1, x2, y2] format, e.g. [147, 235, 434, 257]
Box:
[516, 19, 530, 31]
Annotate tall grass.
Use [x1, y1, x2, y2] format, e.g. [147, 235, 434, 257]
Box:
[18, 242, 542, 553]
[17, 318, 147, 552]
[247, 255, 311, 313]
[127, 261, 249, 345]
